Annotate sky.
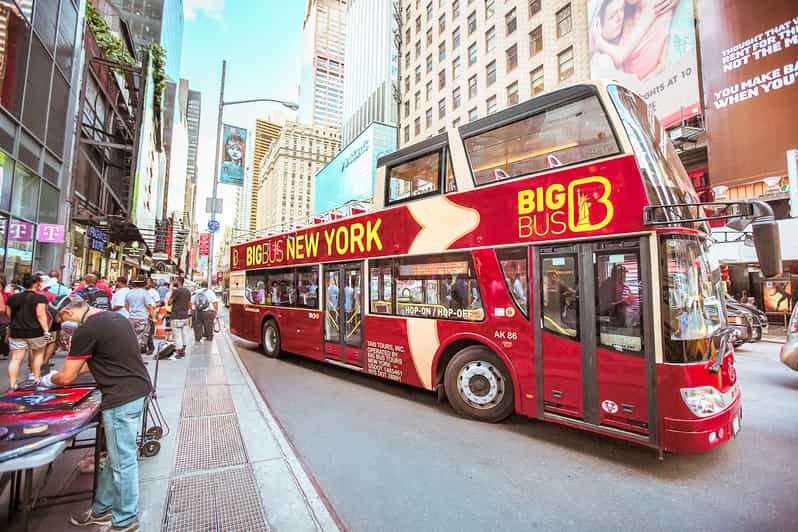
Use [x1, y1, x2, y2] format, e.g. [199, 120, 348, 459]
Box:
[180, 0, 307, 247]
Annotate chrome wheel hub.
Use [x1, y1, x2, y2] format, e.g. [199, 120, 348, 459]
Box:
[457, 361, 504, 409]
[264, 326, 277, 352]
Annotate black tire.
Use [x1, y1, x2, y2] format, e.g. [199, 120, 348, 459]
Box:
[262, 319, 282, 358]
[444, 346, 515, 423]
[146, 426, 163, 440]
[140, 440, 160, 458]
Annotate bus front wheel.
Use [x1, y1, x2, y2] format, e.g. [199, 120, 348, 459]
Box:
[262, 320, 282, 358]
[444, 346, 514, 422]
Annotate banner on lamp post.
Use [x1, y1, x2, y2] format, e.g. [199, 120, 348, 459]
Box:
[199, 232, 211, 256]
[219, 124, 247, 186]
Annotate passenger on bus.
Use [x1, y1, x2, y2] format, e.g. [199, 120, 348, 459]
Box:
[253, 282, 266, 304]
[598, 264, 634, 328]
[512, 274, 527, 307]
[450, 275, 467, 311]
[328, 277, 339, 307]
[270, 281, 280, 305]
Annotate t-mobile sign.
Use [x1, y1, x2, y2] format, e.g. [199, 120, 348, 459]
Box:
[37, 224, 65, 243]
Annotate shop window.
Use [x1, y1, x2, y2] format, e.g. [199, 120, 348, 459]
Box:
[33, 0, 58, 52]
[387, 151, 441, 203]
[395, 252, 484, 322]
[11, 163, 40, 221]
[266, 268, 295, 306]
[596, 253, 642, 353]
[296, 265, 319, 308]
[55, 0, 78, 77]
[464, 96, 619, 185]
[497, 247, 528, 317]
[5, 218, 34, 282]
[0, 150, 14, 211]
[370, 259, 393, 313]
[23, 35, 52, 141]
[0, 9, 30, 118]
[38, 181, 58, 224]
[542, 255, 579, 338]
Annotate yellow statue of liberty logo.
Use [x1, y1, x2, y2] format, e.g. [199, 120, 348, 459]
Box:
[576, 191, 591, 229]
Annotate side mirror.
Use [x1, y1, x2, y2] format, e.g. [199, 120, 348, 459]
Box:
[752, 219, 782, 277]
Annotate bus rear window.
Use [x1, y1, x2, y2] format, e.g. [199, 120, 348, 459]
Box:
[388, 151, 441, 203]
[464, 96, 618, 185]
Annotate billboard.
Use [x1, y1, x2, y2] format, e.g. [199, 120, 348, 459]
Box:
[698, 0, 798, 188]
[314, 122, 397, 213]
[588, 0, 701, 127]
[762, 279, 792, 314]
[219, 124, 247, 186]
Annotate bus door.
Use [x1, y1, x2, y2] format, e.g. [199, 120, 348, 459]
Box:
[323, 262, 364, 367]
[535, 238, 654, 438]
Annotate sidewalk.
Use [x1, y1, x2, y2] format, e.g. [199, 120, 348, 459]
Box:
[1, 326, 341, 531]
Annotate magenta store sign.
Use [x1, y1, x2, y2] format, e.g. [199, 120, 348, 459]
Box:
[8, 219, 33, 241]
[37, 224, 65, 243]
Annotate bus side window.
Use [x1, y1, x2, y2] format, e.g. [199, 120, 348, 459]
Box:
[596, 254, 642, 353]
[246, 271, 267, 305]
[387, 151, 441, 204]
[369, 260, 393, 314]
[445, 150, 457, 193]
[265, 268, 294, 306]
[541, 256, 579, 338]
[497, 247, 528, 317]
[296, 265, 319, 309]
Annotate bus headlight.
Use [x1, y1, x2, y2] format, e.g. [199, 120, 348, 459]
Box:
[680, 386, 725, 418]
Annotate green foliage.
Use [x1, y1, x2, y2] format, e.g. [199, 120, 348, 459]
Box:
[150, 44, 167, 136]
[85, 2, 137, 70]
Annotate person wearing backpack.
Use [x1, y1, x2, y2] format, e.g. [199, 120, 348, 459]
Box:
[191, 281, 218, 342]
[125, 277, 156, 354]
[76, 274, 112, 311]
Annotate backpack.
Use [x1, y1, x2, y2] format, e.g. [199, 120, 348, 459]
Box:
[85, 287, 111, 310]
[194, 290, 210, 312]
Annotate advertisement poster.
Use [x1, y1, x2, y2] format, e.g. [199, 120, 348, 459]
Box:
[219, 124, 247, 186]
[588, 0, 701, 127]
[763, 279, 792, 313]
[698, 0, 798, 187]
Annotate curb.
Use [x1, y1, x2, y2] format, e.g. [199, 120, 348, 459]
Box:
[222, 333, 344, 532]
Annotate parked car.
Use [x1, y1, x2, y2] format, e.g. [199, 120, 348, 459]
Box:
[726, 304, 753, 347]
[725, 295, 768, 341]
[780, 303, 798, 371]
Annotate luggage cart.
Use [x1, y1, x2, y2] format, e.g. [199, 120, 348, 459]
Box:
[138, 342, 172, 457]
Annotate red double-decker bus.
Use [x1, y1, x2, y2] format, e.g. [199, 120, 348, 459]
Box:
[229, 82, 780, 455]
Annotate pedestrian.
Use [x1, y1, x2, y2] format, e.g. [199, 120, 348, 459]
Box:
[145, 279, 160, 353]
[0, 275, 9, 359]
[111, 277, 130, 318]
[167, 277, 192, 357]
[71, 280, 82, 292]
[125, 277, 155, 354]
[157, 279, 169, 304]
[6, 273, 50, 390]
[76, 274, 112, 310]
[191, 281, 218, 342]
[41, 295, 152, 531]
[94, 272, 113, 299]
[48, 269, 71, 297]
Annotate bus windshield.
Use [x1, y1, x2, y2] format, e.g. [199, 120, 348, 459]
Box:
[662, 236, 727, 363]
[607, 85, 702, 224]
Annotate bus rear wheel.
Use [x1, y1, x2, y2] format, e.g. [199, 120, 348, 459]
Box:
[444, 346, 514, 422]
[262, 320, 282, 358]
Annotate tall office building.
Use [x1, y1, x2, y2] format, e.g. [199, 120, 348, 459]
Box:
[256, 122, 340, 231]
[341, 0, 399, 146]
[299, 0, 347, 129]
[249, 119, 283, 232]
[186, 89, 201, 183]
[398, 0, 589, 146]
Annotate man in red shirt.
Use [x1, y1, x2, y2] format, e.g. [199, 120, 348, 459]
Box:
[93, 271, 113, 300]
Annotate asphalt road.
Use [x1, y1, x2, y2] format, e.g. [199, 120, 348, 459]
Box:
[237, 339, 797, 532]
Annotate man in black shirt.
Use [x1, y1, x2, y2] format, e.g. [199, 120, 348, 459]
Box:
[6, 273, 50, 390]
[41, 295, 151, 532]
[166, 277, 192, 357]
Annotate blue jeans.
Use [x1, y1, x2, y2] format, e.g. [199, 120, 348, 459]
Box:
[94, 396, 145, 527]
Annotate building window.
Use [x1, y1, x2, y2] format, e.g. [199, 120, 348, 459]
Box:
[453, 0, 460, 18]
[486, 95, 497, 114]
[452, 27, 461, 49]
[404, 100, 410, 117]
[529, 0, 541, 17]
[505, 7, 517, 35]
[558, 46, 574, 80]
[405, 76, 410, 91]
[439, 41, 446, 62]
[438, 98, 446, 118]
[415, 41, 422, 58]
[404, 126, 410, 142]
[452, 56, 461, 78]
[556, 4, 572, 38]
[468, 75, 478, 98]
[427, 27, 433, 46]
[468, 42, 477, 65]
[427, 54, 433, 72]
[415, 65, 422, 82]
[486, 60, 496, 85]
[414, 117, 421, 135]
[506, 44, 518, 71]
[531, 65, 544, 95]
[426, 2, 433, 20]
[416, 16, 421, 33]
[529, 25, 543, 56]
[426, 80, 433, 100]
[415, 90, 421, 109]
[485, 0, 495, 18]
[453, 87, 462, 109]
[439, 13, 446, 33]
[405, 52, 411, 69]
[405, 28, 411, 45]
[426, 107, 433, 128]
[485, 25, 495, 52]
[507, 81, 519, 105]
[468, 11, 477, 34]
[439, 69, 446, 89]
[468, 107, 478, 121]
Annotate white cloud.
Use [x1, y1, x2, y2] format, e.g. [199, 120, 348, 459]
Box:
[184, 0, 225, 20]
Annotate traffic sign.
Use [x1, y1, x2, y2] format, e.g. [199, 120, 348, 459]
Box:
[207, 220, 220, 232]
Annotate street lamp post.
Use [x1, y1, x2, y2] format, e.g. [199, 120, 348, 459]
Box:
[206, 60, 298, 286]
